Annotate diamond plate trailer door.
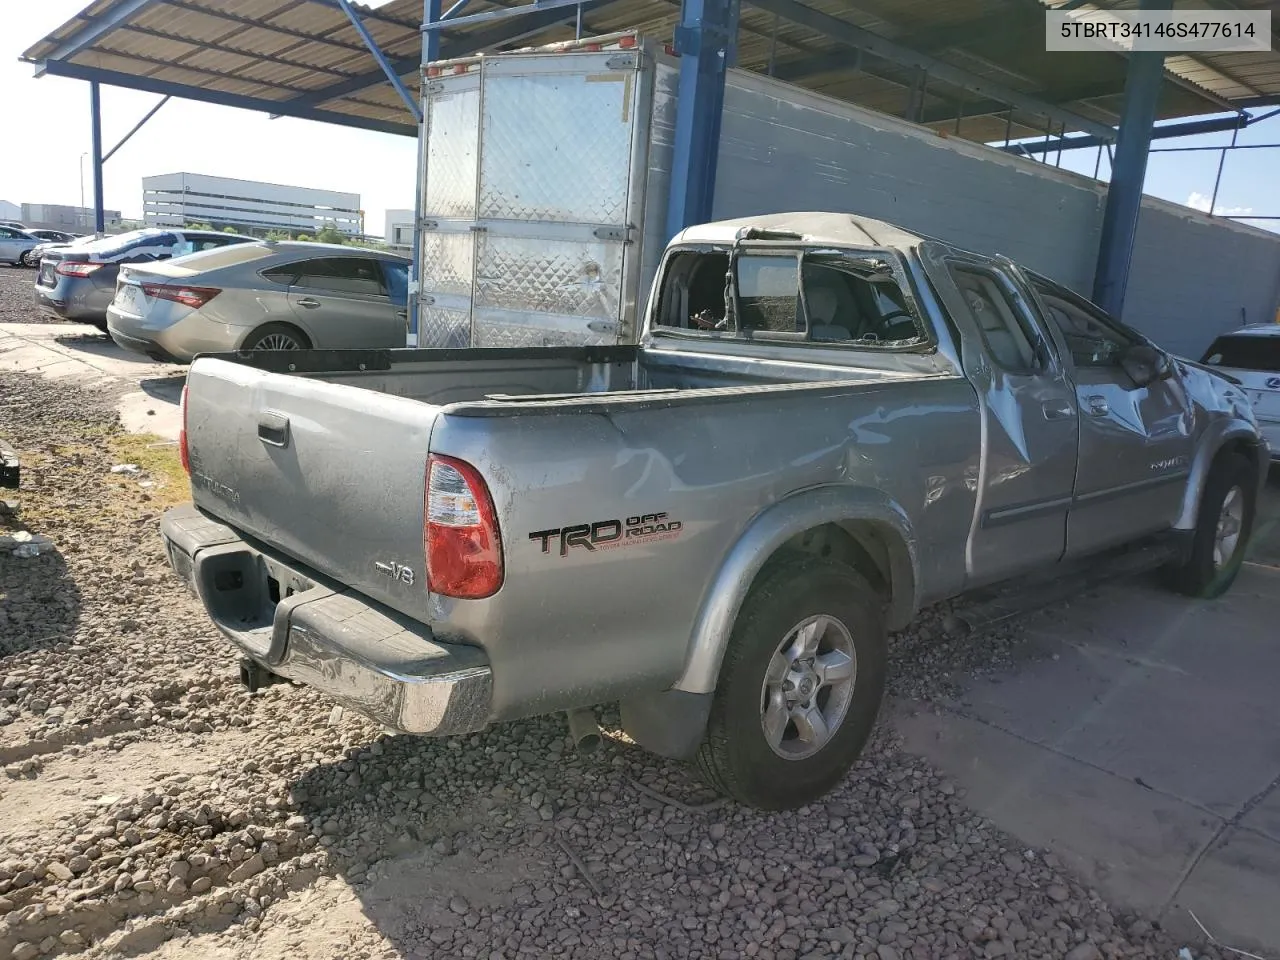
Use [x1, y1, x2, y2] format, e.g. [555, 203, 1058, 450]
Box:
[418, 51, 649, 348]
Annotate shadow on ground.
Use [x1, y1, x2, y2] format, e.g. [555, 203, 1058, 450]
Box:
[0, 541, 82, 660]
[140, 375, 186, 408]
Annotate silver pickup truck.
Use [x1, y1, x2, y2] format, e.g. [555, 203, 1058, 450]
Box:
[162, 212, 1267, 810]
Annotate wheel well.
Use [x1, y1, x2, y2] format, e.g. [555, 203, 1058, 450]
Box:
[244, 321, 311, 350]
[1215, 437, 1261, 473]
[772, 521, 893, 605]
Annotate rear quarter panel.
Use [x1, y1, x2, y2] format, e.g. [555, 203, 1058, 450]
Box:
[429, 376, 980, 720]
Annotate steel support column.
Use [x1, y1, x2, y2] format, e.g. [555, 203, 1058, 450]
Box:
[408, 0, 441, 346]
[337, 0, 422, 122]
[665, 0, 740, 241]
[90, 81, 105, 234]
[1092, 0, 1170, 318]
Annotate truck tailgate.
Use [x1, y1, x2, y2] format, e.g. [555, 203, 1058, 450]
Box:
[184, 358, 438, 621]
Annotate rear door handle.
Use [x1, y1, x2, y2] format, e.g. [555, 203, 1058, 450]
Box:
[257, 411, 290, 448]
[1042, 400, 1075, 421]
[295, 298, 321, 309]
[1086, 395, 1110, 417]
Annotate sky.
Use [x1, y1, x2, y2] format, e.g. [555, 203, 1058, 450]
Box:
[1, 3, 418, 236]
[1, 2, 1277, 237]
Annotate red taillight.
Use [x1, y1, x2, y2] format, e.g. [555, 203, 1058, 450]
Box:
[55, 261, 105, 277]
[618, 35, 637, 48]
[141, 283, 221, 308]
[424, 454, 503, 599]
[179, 384, 190, 475]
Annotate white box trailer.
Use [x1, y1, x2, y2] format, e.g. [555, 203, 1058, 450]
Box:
[416, 32, 1280, 355]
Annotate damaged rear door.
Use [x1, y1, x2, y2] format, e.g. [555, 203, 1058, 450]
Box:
[920, 243, 1079, 586]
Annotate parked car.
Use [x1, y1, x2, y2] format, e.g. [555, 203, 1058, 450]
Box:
[26, 229, 80, 244]
[1201, 324, 1280, 462]
[0, 220, 27, 231]
[163, 211, 1267, 811]
[106, 241, 411, 362]
[0, 225, 41, 267]
[34, 228, 256, 329]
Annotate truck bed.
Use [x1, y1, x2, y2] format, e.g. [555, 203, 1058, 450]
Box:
[182, 344, 968, 686]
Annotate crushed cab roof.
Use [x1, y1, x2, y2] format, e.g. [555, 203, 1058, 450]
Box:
[674, 212, 931, 251]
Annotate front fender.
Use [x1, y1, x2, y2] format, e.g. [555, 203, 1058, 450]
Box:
[672, 484, 920, 694]
[1175, 419, 1266, 530]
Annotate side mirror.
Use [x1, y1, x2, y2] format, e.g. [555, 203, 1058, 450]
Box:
[1121, 343, 1171, 387]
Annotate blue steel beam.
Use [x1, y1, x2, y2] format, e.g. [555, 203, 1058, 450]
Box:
[102, 95, 170, 163]
[1092, 0, 1171, 318]
[665, 0, 740, 241]
[90, 82, 105, 234]
[336, 0, 422, 122]
[37, 59, 417, 137]
[421, 0, 587, 31]
[1000, 112, 1249, 156]
[409, 0, 443, 346]
[286, 0, 614, 110]
[42, 0, 157, 62]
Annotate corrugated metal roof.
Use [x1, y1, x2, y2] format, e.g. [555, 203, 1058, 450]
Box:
[20, 0, 1280, 144]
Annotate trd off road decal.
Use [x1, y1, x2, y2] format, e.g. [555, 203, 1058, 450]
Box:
[529, 513, 683, 556]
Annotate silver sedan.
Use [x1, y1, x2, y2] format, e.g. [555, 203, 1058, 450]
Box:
[106, 241, 412, 363]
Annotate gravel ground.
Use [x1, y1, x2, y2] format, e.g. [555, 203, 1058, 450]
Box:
[0, 265, 40, 324]
[0, 370, 1229, 960]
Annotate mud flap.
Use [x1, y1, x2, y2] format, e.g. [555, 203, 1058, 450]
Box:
[621, 690, 713, 760]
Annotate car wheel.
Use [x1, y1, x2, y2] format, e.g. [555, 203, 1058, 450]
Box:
[1165, 453, 1256, 598]
[245, 323, 311, 352]
[695, 554, 887, 810]
[19, 250, 38, 268]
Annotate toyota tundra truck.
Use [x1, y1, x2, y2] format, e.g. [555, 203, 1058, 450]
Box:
[161, 212, 1267, 810]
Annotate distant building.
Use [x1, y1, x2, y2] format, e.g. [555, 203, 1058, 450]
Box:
[142, 172, 361, 236]
[0, 199, 20, 222]
[384, 208, 413, 248]
[20, 203, 119, 232]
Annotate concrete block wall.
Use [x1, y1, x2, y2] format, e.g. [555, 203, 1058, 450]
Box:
[711, 68, 1280, 357]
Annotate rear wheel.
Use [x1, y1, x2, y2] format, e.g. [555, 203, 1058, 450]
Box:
[1165, 453, 1256, 598]
[244, 323, 310, 352]
[695, 555, 887, 810]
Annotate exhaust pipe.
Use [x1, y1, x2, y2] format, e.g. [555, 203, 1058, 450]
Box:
[566, 707, 601, 753]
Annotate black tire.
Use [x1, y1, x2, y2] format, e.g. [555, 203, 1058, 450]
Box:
[695, 555, 887, 810]
[19, 250, 38, 268]
[244, 322, 311, 352]
[1165, 453, 1256, 598]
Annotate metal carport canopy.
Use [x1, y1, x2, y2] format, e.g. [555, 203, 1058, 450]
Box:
[22, 0, 1280, 147]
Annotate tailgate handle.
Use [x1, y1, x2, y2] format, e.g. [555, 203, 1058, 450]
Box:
[257, 412, 291, 448]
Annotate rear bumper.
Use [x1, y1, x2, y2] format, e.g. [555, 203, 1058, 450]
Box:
[107, 306, 244, 364]
[107, 326, 187, 364]
[33, 279, 108, 322]
[160, 504, 492, 735]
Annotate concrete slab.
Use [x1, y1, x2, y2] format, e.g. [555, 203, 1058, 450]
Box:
[1165, 826, 1280, 955]
[896, 705, 1220, 915]
[1240, 782, 1280, 845]
[0, 323, 183, 441]
[950, 567, 1280, 816]
[896, 560, 1280, 953]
